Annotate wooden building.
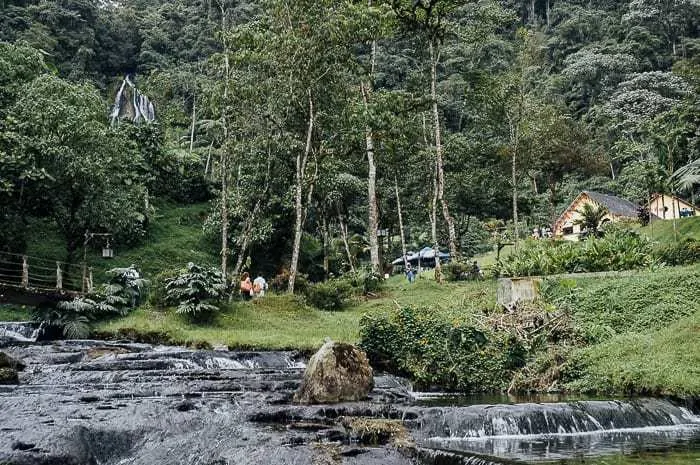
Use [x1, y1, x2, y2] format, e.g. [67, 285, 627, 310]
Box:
[648, 193, 699, 220]
[553, 191, 641, 240]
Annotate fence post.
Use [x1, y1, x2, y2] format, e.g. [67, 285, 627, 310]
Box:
[88, 267, 94, 293]
[56, 262, 63, 290]
[82, 263, 87, 293]
[21, 255, 29, 288]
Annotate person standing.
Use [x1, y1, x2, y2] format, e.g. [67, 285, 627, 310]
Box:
[405, 264, 416, 283]
[253, 275, 268, 297]
[240, 272, 253, 300]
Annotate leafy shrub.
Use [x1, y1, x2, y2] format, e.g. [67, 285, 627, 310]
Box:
[654, 239, 700, 266]
[165, 263, 228, 319]
[304, 278, 353, 311]
[148, 268, 181, 309]
[33, 266, 148, 339]
[103, 265, 149, 309]
[359, 306, 525, 391]
[343, 267, 384, 295]
[270, 269, 308, 294]
[443, 261, 473, 281]
[496, 229, 654, 277]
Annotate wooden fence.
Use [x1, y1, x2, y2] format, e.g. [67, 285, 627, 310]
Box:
[0, 251, 91, 294]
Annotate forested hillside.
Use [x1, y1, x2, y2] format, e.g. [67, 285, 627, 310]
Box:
[1, 0, 698, 286]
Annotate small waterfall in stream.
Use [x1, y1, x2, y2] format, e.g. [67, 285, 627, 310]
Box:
[0, 321, 39, 342]
[109, 75, 155, 126]
[415, 399, 700, 462]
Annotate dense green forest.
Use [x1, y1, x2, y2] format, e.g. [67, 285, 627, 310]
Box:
[1, 0, 699, 288]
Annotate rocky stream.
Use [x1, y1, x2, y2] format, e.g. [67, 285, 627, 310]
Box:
[0, 327, 699, 465]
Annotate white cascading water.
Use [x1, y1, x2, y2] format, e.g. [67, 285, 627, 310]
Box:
[109, 75, 155, 126]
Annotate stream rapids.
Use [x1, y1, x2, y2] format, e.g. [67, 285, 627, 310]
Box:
[0, 337, 698, 465]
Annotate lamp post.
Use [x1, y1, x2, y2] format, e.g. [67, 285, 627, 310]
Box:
[82, 231, 113, 292]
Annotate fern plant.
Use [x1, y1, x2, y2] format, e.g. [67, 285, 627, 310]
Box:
[165, 262, 228, 318]
[103, 265, 149, 309]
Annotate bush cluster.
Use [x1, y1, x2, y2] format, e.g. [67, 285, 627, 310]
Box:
[165, 262, 228, 320]
[654, 239, 700, 266]
[304, 278, 353, 311]
[303, 268, 385, 311]
[359, 306, 525, 391]
[496, 229, 654, 277]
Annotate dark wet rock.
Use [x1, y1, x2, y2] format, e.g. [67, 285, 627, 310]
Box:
[11, 442, 35, 451]
[175, 400, 196, 412]
[0, 351, 25, 370]
[0, 367, 18, 384]
[293, 340, 373, 404]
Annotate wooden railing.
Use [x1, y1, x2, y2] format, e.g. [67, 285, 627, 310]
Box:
[0, 251, 90, 293]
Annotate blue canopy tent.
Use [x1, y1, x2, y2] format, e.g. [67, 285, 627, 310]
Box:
[391, 247, 450, 269]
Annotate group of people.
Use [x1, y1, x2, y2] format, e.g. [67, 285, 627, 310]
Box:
[532, 227, 553, 239]
[239, 272, 268, 300]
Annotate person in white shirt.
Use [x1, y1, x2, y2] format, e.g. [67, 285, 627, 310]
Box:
[253, 275, 268, 297]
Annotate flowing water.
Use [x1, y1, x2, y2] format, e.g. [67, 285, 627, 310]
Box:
[0, 337, 698, 464]
[0, 321, 40, 342]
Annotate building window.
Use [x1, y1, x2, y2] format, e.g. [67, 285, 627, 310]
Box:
[563, 226, 574, 235]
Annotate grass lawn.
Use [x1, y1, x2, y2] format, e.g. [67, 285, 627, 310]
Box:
[0, 304, 32, 321]
[638, 215, 700, 242]
[568, 310, 700, 396]
[96, 273, 497, 350]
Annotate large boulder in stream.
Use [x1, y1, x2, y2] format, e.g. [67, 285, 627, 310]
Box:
[293, 340, 373, 404]
[0, 351, 24, 384]
[0, 352, 26, 371]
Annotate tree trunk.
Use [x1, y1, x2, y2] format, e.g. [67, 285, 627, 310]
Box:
[338, 213, 355, 273]
[219, 2, 230, 280]
[512, 149, 519, 250]
[322, 215, 329, 279]
[394, 175, 408, 268]
[232, 151, 271, 278]
[288, 90, 314, 293]
[189, 95, 196, 154]
[424, 112, 442, 282]
[429, 40, 458, 260]
[362, 81, 380, 273]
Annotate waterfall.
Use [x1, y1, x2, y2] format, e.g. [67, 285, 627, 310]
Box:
[109, 75, 156, 126]
[0, 321, 39, 342]
[416, 399, 700, 462]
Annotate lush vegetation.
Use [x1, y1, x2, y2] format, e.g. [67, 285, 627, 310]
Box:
[0, 0, 699, 398]
[359, 264, 700, 395]
[94, 274, 496, 350]
[496, 225, 700, 277]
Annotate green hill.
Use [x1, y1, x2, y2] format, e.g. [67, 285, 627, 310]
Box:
[638, 216, 700, 243]
[24, 201, 217, 281]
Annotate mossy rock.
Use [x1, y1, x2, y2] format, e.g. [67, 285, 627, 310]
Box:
[293, 340, 373, 404]
[0, 367, 18, 385]
[0, 352, 25, 370]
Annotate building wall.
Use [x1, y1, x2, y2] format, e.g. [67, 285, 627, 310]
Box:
[554, 194, 626, 240]
[649, 194, 699, 220]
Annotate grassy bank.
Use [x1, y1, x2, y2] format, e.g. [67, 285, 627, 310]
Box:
[638, 216, 700, 242]
[568, 310, 700, 396]
[94, 274, 496, 350]
[544, 264, 700, 396]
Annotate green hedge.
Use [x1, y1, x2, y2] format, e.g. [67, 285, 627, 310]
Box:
[304, 278, 353, 311]
[359, 306, 525, 391]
